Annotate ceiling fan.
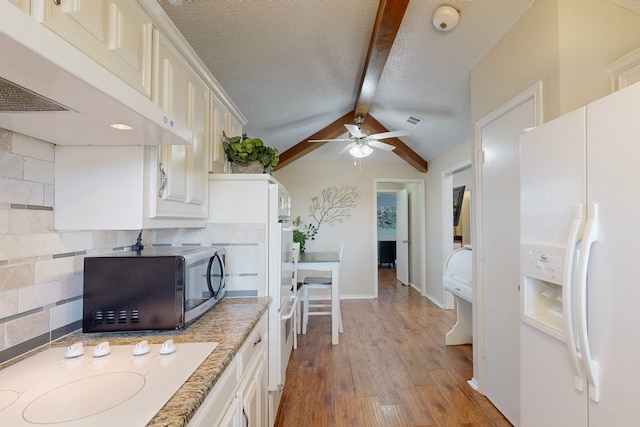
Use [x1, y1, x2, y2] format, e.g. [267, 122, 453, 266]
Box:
[309, 120, 409, 158]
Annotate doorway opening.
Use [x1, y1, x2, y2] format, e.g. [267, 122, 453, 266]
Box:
[442, 163, 472, 309]
[373, 179, 425, 298]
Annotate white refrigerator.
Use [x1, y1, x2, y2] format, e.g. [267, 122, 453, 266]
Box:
[519, 81, 640, 427]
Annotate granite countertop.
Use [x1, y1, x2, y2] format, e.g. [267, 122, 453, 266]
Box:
[1, 297, 270, 427]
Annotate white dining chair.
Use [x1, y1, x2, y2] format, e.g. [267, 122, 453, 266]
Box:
[301, 243, 344, 335]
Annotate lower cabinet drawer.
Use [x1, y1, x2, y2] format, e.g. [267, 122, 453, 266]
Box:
[238, 316, 267, 377]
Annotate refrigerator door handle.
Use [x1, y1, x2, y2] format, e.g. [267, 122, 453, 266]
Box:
[562, 204, 585, 392]
[576, 203, 600, 402]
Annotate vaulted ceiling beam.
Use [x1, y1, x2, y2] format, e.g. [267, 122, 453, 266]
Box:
[354, 0, 410, 119]
[273, 111, 355, 170]
[364, 114, 428, 173]
[276, 0, 428, 173]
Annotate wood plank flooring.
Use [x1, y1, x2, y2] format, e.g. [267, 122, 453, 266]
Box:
[274, 267, 512, 427]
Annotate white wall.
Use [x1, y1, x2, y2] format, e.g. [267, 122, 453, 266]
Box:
[471, 0, 640, 125]
[274, 161, 424, 298]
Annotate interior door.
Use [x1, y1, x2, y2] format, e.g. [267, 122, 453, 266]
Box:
[396, 189, 409, 285]
[477, 90, 538, 424]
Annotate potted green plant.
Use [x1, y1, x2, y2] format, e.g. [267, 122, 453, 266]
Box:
[292, 216, 317, 252]
[222, 131, 279, 173]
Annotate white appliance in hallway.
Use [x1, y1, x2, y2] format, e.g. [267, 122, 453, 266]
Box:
[519, 81, 640, 426]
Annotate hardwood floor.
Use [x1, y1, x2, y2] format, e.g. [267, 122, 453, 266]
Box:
[274, 267, 512, 427]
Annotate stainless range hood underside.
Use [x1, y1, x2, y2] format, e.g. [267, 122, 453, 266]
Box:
[0, 2, 190, 146]
[0, 76, 71, 112]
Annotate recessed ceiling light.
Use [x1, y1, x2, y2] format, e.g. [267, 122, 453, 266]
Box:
[110, 123, 133, 131]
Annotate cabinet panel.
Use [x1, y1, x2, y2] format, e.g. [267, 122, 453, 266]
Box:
[42, 0, 107, 43]
[54, 145, 207, 230]
[209, 92, 229, 173]
[153, 29, 194, 139]
[106, 0, 153, 96]
[8, 0, 30, 14]
[238, 314, 268, 427]
[188, 313, 268, 427]
[154, 64, 208, 219]
[229, 114, 243, 140]
[218, 396, 242, 427]
[240, 374, 258, 427]
[40, 0, 152, 97]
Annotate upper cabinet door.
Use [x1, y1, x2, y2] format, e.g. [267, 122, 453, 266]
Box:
[8, 0, 30, 14]
[209, 92, 229, 173]
[40, 0, 153, 98]
[152, 30, 208, 219]
[153, 29, 195, 142]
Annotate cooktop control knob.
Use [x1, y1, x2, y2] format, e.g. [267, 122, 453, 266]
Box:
[133, 340, 150, 356]
[65, 342, 84, 358]
[92, 341, 111, 357]
[159, 339, 176, 355]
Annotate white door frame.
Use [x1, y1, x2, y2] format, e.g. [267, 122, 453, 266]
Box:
[373, 178, 426, 298]
[472, 81, 543, 394]
[441, 160, 472, 310]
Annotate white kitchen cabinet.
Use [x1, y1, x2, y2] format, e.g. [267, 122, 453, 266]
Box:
[152, 34, 209, 219]
[218, 397, 242, 427]
[54, 145, 208, 230]
[239, 357, 267, 427]
[209, 93, 228, 173]
[153, 28, 196, 141]
[209, 92, 244, 174]
[54, 34, 210, 229]
[8, 0, 29, 14]
[229, 114, 243, 141]
[38, 0, 153, 98]
[188, 313, 268, 427]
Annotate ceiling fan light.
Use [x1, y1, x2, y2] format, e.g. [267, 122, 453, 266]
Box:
[349, 144, 373, 158]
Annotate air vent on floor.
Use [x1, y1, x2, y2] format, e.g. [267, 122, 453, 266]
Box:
[0, 76, 72, 112]
[406, 116, 423, 126]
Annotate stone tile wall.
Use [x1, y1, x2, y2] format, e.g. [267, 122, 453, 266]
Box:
[0, 128, 267, 364]
[0, 129, 142, 363]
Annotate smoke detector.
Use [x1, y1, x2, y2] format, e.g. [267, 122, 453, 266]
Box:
[432, 5, 460, 32]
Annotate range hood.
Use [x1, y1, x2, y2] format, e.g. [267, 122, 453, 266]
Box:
[0, 3, 190, 146]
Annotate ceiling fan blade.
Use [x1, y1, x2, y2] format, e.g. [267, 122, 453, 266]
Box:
[338, 142, 356, 154]
[369, 140, 395, 151]
[345, 124, 365, 138]
[309, 138, 353, 143]
[370, 130, 409, 140]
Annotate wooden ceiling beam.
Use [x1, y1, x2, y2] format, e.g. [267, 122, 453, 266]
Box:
[354, 0, 410, 119]
[273, 111, 355, 171]
[276, 0, 424, 172]
[364, 114, 428, 173]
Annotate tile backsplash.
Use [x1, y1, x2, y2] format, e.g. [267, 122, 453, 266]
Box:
[0, 129, 144, 363]
[0, 129, 266, 364]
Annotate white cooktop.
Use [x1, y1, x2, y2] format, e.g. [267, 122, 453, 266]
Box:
[0, 341, 218, 426]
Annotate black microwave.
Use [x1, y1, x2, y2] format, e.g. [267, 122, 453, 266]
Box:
[82, 246, 225, 332]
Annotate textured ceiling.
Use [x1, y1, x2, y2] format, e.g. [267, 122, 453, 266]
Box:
[158, 0, 534, 165]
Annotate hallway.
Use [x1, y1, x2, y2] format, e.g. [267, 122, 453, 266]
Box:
[274, 268, 511, 426]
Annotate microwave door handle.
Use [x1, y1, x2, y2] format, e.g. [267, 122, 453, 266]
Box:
[206, 256, 217, 298]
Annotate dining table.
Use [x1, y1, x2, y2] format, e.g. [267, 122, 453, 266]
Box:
[297, 250, 342, 345]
